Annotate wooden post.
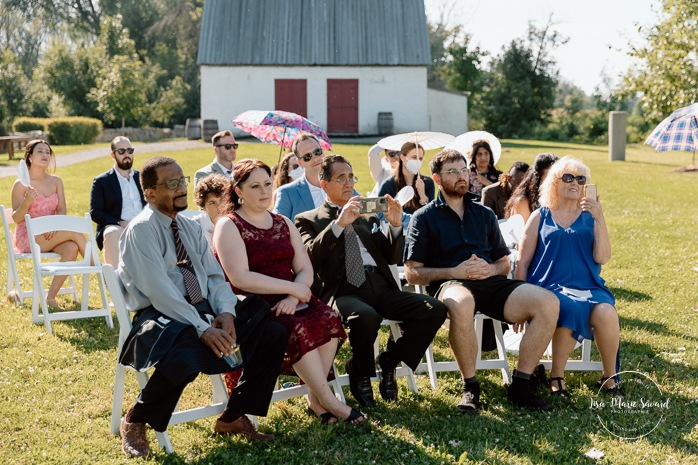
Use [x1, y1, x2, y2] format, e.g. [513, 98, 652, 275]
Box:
[609, 111, 627, 161]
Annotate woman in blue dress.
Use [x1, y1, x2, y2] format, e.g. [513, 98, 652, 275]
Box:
[515, 156, 619, 396]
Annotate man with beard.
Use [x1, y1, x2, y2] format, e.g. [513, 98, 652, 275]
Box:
[90, 136, 146, 267]
[116, 157, 288, 457]
[403, 149, 558, 414]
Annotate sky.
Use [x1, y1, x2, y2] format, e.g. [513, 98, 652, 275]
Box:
[423, 0, 660, 94]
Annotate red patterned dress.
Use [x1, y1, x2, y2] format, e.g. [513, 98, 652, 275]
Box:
[215, 211, 345, 391]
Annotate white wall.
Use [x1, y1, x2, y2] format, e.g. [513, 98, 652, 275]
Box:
[200, 65, 428, 136]
[427, 88, 469, 136]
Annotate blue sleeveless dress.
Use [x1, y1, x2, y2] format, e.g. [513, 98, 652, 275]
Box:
[527, 207, 615, 343]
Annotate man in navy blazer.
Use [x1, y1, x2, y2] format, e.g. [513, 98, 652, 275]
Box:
[272, 133, 327, 221]
[90, 136, 146, 267]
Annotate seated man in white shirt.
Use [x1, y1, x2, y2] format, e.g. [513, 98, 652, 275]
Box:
[194, 130, 237, 186]
[90, 136, 146, 267]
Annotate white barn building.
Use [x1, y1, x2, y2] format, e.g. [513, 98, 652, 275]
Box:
[197, 0, 469, 136]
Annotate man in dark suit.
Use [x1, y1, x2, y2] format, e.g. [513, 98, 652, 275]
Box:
[295, 155, 447, 407]
[90, 136, 146, 267]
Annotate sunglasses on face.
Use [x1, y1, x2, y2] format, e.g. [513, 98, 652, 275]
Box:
[152, 176, 190, 191]
[386, 151, 399, 158]
[290, 163, 299, 170]
[560, 173, 587, 185]
[115, 148, 135, 155]
[300, 148, 324, 162]
[215, 143, 238, 150]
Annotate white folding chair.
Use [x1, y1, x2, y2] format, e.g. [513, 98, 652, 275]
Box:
[25, 213, 112, 334]
[503, 329, 603, 371]
[103, 264, 230, 454]
[1, 205, 77, 306]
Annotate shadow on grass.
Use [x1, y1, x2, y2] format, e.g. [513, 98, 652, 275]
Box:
[620, 315, 698, 343]
[502, 141, 607, 154]
[609, 286, 652, 303]
[49, 306, 120, 352]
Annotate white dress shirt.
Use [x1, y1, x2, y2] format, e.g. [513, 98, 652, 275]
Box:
[115, 169, 144, 222]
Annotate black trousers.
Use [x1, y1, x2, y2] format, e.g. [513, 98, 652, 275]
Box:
[130, 316, 288, 432]
[334, 270, 447, 378]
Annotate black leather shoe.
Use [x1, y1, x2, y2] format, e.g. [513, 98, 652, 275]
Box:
[377, 352, 398, 402]
[345, 357, 375, 407]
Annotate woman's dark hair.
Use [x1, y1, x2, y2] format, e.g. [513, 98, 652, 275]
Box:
[273, 153, 296, 191]
[221, 158, 272, 213]
[194, 173, 228, 209]
[395, 141, 426, 211]
[469, 140, 501, 178]
[24, 139, 55, 171]
[505, 152, 559, 216]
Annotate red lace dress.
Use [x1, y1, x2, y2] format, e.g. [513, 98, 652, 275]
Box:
[215, 211, 345, 391]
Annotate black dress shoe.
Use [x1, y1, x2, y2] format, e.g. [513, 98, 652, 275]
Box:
[377, 352, 398, 402]
[345, 357, 375, 407]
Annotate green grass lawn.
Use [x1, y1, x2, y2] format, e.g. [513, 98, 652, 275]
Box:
[0, 140, 696, 464]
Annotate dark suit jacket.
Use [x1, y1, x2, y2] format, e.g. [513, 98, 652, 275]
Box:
[295, 202, 403, 306]
[90, 168, 146, 250]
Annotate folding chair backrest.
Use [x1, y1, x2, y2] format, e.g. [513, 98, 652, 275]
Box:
[1, 204, 16, 251]
[499, 214, 524, 248]
[102, 264, 132, 345]
[25, 213, 100, 267]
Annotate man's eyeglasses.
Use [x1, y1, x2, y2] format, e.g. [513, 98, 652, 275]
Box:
[440, 168, 469, 176]
[300, 148, 324, 162]
[115, 148, 135, 155]
[151, 176, 190, 191]
[215, 143, 238, 150]
[330, 175, 358, 185]
[560, 173, 587, 185]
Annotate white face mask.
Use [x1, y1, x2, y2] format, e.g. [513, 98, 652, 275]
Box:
[288, 166, 304, 180]
[405, 159, 422, 175]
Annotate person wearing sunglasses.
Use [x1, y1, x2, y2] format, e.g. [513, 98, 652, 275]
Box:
[367, 143, 400, 196]
[273, 132, 329, 221]
[90, 136, 146, 268]
[515, 156, 619, 398]
[194, 130, 238, 186]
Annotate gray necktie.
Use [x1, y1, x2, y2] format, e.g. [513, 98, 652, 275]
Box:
[344, 224, 366, 287]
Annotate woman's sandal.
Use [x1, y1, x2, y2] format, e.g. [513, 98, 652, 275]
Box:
[345, 408, 367, 425]
[598, 375, 622, 395]
[550, 377, 570, 398]
[306, 407, 337, 425]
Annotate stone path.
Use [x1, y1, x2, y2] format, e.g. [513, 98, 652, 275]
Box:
[0, 139, 207, 179]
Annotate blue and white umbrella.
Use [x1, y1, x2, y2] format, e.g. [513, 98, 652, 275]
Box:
[645, 103, 698, 164]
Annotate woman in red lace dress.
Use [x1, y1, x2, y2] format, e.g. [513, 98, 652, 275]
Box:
[213, 159, 365, 425]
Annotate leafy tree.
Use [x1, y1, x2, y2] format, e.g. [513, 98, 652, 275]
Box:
[0, 50, 31, 131]
[479, 18, 566, 138]
[622, 0, 698, 123]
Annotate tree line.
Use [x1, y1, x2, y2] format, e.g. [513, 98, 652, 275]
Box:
[0, 0, 693, 144]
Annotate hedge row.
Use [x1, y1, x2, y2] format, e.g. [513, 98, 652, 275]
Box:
[12, 117, 103, 145]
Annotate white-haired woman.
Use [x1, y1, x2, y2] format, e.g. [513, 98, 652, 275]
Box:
[515, 156, 619, 397]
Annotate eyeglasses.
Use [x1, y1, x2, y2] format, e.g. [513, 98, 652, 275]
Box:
[300, 148, 324, 162]
[440, 168, 469, 176]
[115, 148, 135, 155]
[386, 151, 399, 158]
[290, 163, 299, 170]
[151, 176, 190, 190]
[215, 143, 238, 150]
[330, 175, 358, 185]
[560, 173, 587, 185]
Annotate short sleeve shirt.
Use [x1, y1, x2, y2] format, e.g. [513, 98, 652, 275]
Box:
[404, 192, 510, 270]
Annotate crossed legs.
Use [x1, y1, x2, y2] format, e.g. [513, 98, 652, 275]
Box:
[35, 231, 87, 304]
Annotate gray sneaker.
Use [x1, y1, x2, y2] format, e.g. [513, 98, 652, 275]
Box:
[457, 382, 480, 414]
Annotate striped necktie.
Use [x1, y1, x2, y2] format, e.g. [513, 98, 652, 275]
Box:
[171, 218, 203, 304]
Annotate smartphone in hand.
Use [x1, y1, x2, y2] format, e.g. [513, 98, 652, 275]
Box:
[584, 184, 597, 200]
[360, 197, 388, 214]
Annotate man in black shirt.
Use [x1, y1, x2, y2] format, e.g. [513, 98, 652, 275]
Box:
[404, 149, 558, 413]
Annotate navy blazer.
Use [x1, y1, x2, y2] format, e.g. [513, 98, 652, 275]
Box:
[90, 168, 146, 250]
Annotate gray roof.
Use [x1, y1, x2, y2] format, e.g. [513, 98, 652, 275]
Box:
[197, 0, 430, 66]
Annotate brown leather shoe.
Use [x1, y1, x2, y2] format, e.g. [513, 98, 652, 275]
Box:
[120, 417, 150, 458]
[214, 416, 275, 441]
